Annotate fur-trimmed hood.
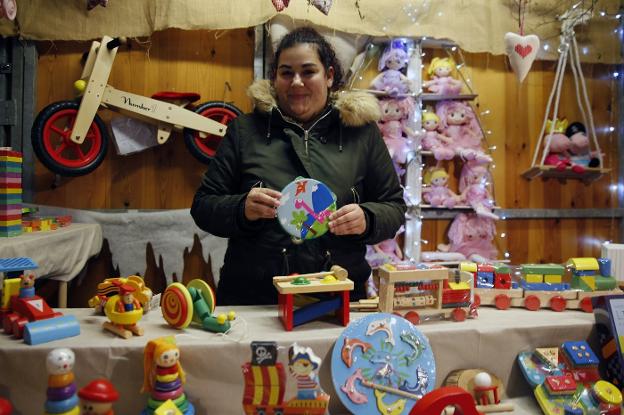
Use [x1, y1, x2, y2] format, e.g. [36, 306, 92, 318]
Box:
[246, 79, 381, 127]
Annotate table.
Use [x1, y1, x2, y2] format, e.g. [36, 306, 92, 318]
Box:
[0, 223, 103, 307]
[0, 306, 598, 415]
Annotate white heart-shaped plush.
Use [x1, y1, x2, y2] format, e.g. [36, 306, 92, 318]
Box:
[504, 32, 540, 83]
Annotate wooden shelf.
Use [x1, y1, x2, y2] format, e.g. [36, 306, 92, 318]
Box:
[351, 88, 419, 98]
[422, 93, 477, 102]
[421, 204, 502, 210]
[521, 166, 610, 183]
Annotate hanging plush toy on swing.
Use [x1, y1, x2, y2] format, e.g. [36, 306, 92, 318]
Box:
[522, 5, 608, 182]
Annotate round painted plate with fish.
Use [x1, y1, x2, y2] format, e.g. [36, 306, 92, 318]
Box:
[276, 177, 337, 240]
[331, 313, 436, 415]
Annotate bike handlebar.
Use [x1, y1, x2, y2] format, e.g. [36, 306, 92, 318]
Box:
[106, 37, 127, 50]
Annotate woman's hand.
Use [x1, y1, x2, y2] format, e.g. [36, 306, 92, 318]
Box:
[244, 188, 281, 221]
[328, 204, 366, 236]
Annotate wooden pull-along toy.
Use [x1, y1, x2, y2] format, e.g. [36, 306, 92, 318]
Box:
[161, 279, 235, 333]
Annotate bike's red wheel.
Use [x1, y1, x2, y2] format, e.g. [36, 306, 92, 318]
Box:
[32, 100, 108, 176]
[184, 101, 242, 164]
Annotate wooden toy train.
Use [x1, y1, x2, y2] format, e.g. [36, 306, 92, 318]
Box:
[460, 257, 621, 312]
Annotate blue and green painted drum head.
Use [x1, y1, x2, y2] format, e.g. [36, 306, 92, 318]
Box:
[276, 177, 337, 240]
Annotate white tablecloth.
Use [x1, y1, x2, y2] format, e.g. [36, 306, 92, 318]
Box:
[0, 223, 102, 283]
[0, 306, 598, 415]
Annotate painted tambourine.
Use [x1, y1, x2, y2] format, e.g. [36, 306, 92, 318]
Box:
[276, 177, 337, 240]
[331, 313, 436, 415]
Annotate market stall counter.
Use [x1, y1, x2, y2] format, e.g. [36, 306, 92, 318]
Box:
[0, 306, 596, 414]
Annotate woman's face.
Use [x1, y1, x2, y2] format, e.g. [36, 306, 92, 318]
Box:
[274, 43, 334, 124]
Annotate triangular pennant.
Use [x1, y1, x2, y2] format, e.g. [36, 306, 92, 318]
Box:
[310, 0, 333, 15]
[27, 298, 44, 312]
[504, 32, 540, 83]
[271, 0, 291, 12]
[535, 347, 559, 368]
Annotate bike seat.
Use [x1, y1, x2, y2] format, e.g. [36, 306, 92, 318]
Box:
[151, 91, 201, 103]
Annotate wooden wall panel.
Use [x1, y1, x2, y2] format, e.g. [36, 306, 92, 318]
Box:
[34, 28, 254, 209]
[33, 31, 620, 264]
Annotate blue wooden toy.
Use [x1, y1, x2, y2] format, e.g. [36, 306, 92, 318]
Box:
[276, 177, 336, 240]
[331, 313, 436, 415]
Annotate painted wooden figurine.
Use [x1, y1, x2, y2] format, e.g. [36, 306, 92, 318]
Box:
[289, 343, 324, 400]
[102, 282, 144, 339]
[242, 341, 329, 415]
[78, 379, 119, 415]
[18, 274, 35, 298]
[44, 348, 80, 415]
[141, 337, 195, 415]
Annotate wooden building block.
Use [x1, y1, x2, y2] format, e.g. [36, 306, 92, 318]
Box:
[525, 274, 544, 283]
[566, 258, 599, 271]
[544, 274, 562, 284]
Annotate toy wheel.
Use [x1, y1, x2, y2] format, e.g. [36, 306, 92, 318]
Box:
[187, 279, 216, 325]
[579, 297, 593, 313]
[550, 296, 567, 312]
[184, 101, 242, 164]
[524, 295, 541, 311]
[404, 310, 420, 325]
[494, 294, 511, 310]
[2, 313, 18, 334]
[12, 317, 27, 339]
[451, 308, 467, 322]
[32, 100, 108, 176]
[473, 293, 481, 307]
[161, 283, 193, 329]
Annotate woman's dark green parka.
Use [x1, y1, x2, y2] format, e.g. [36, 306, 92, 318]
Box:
[191, 80, 406, 305]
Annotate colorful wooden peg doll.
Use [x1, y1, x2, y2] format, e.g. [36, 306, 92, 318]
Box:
[103, 282, 144, 339]
[78, 379, 119, 415]
[45, 348, 80, 415]
[141, 337, 195, 415]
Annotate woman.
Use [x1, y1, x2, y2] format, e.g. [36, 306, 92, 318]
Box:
[191, 27, 406, 305]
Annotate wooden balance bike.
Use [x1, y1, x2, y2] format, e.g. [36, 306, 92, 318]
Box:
[31, 36, 241, 176]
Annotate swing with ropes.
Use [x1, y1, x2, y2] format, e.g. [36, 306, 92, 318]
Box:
[522, 7, 610, 183]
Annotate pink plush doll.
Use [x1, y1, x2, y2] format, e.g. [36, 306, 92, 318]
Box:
[377, 98, 416, 165]
[458, 161, 499, 220]
[435, 101, 491, 163]
[543, 118, 585, 173]
[422, 167, 459, 208]
[421, 111, 455, 160]
[423, 57, 463, 95]
[445, 213, 498, 261]
[365, 225, 404, 270]
[370, 47, 414, 96]
[565, 122, 600, 168]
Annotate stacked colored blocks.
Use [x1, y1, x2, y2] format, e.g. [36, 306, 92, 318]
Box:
[45, 372, 79, 415]
[0, 149, 22, 237]
[142, 367, 195, 415]
[568, 257, 617, 292]
[521, 263, 565, 284]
